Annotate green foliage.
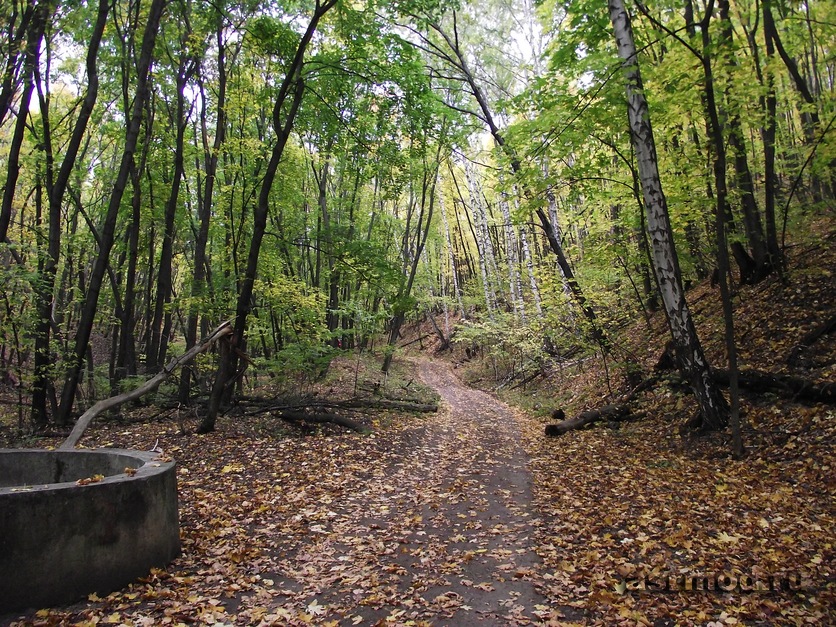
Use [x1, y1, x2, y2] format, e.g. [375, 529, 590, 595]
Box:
[452, 314, 549, 380]
[248, 15, 302, 61]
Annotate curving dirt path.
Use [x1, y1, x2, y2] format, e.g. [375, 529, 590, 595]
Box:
[269, 359, 554, 625]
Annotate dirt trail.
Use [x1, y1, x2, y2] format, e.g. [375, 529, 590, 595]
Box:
[271, 359, 553, 625]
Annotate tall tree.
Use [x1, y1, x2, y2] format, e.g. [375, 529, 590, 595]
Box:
[179, 8, 235, 404]
[57, 0, 167, 425]
[201, 0, 338, 433]
[147, 11, 197, 372]
[608, 0, 728, 431]
[31, 0, 111, 426]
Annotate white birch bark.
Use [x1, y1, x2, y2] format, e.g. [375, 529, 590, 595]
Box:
[464, 158, 498, 313]
[499, 193, 525, 321]
[439, 176, 466, 319]
[515, 195, 543, 315]
[609, 0, 728, 428]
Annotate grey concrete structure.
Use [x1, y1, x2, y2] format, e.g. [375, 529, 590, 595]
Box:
[0, 449, 180, 612]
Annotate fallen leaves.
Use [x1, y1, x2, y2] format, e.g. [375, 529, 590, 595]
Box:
[76, 474, 105, 486]
[2, 239, 834, 625]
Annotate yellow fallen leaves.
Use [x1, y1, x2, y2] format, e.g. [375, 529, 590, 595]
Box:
[76, 474, 105, 485]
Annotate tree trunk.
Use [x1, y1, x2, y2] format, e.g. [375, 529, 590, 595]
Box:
[148, 56, 193, 372]
[56, 0, 166, 425]
[179, 20, 230, 405]
[760, 3, 784, 270]
[200, 0, 338, 433]
[718, 0, 768, 283]
[0, 1, 35, 127]
[609, 0, 728, 431]
[498, 193, 524, 320]
[0, 0, 50, 244]
[545, 404, 635, 436]
[516, 196, 543, 315]
[31, 0, 109, 426]
[439, 179, 465, 318]
[701, 3, 743, 452]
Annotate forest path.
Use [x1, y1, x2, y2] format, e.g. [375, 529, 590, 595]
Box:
[269, 358, 555, 625]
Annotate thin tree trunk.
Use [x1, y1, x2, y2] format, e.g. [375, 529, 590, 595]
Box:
[761, 1, 783, 270]
[609, 0, 728, 430]
[148, 56, 194, 372]
[0, 1, 35, 127]
[516, 196, 542, 315]
[179, 22, 231, 404]
[439, 177, 465, 318]
[498, 193, 525, 320]
[31, 0, 109, 426]
[56, 0, 166, 425]
[201, 0, 338, 433]
[0, 0, 50, 244]
[701, 4, 743, 451]
[719, 0, 768, 282]
[464, 158, 499, 312]
[681, 0, 756, 283]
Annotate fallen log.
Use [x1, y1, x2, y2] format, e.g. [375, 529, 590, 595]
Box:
[712, 368, 835, 404]
[510, 370, 544, 391]
[787, 315, 836, 366]
[545, 404, 633, 436]
[242, 397, 437, 415]
[399, 333, 433, 349]
[60, 322, 233, 450]
[335, 398, 438, 412]
[276, 411, 372, 434]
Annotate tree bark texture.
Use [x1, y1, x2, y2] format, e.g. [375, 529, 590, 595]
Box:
[609, 0, 728, 430]
[56, 0, 166, 425]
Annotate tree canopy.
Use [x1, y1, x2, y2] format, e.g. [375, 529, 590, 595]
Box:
[0, 0, 832, 433]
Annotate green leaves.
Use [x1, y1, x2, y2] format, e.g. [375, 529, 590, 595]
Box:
[248, 15, 302, 60]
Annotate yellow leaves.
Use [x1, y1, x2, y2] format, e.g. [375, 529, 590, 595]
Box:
[76, 474, 105, 485]
[220, 463, 244, 474]
[717, 531, 742, 544]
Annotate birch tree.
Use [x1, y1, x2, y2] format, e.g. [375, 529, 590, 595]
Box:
[608, 0, 728, 431]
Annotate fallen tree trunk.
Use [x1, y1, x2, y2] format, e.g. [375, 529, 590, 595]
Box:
[335, 398, 438, 412]
[712, 368, 835, 404]
[510, 369, 544, 391]
[399, 333, 433, 349]
[787, 315, 836, 366]
[276, 410, 372, 434]
[60, 322, 233, 449]
[242, 397, 438, 415]
[545, 404, 634, 436]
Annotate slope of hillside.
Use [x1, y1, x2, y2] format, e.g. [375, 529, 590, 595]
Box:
[400, 220, 835, 625]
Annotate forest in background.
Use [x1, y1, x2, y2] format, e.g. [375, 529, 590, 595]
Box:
[0, 0, 833, 435]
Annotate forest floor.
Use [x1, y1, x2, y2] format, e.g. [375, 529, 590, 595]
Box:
[0, 223, 834, 626]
